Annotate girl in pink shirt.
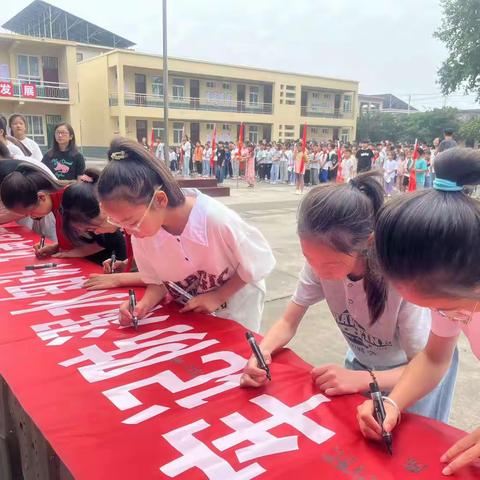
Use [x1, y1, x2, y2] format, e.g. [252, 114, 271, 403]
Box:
[357, 147, 480, 477]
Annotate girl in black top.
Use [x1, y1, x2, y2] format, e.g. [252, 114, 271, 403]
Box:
[42, 123, 86, 180]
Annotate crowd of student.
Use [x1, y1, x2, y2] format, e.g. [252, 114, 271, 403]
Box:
[149, 128, 458, 198]
[0, 113, 479, 476]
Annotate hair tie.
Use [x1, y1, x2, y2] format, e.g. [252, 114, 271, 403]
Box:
[111, 150, 127, 161]
[433, 178, 463, 192]
[79, 174, 94, 183]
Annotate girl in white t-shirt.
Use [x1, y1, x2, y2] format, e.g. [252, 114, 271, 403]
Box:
[241, 171, 458, 422]
[358, 148, 480, 477]
[97, 137, 276, 331]
[9, 114, 43, 162]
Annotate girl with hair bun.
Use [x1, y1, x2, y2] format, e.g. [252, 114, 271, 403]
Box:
[357, 147, 480, 476]
[241, 171, 458, 424]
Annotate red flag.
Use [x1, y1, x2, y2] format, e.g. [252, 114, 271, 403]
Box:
[409, 138, 418, 191]
[237, 122, 244, 160]
[210, 124, 217, 169]
[336, 140, 344, 183]
[150, 128, 155, 153]
[300, 122, 307, 172]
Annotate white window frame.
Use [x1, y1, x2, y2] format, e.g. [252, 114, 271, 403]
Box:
[311, 127, 319, 135]
[206, 81, 215, 88]
[323, 93, 331, 99]
[206, 123, 214, 131]
[286, 100, 295, 105]
[152, 121, 164, 141]
[172, 78, 185, 100]
[343, 95, 352, 112]
[312, 92, 319, 99]
[17, 54, 41, 83]
[341, 129, 350, 143]
[322, 128, 329, 135]
[249, 86, 259, 105]
[248, 125, 259, 143]
[173, 122, 184, 144]
[222, 124, 231, 131]
[76, 52, 84, 62]
[25, 115, 46, 146]
[285, 125, 294, 131]
[152, 76, 164, 96]
[222, 83, 231, 90]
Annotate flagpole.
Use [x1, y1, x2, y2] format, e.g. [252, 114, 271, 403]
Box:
[162, 0, 169, 164]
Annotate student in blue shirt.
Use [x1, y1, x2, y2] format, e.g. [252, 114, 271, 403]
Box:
[415, 147, 428, 189]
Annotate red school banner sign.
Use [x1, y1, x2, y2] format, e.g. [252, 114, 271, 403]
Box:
[0, 226, 478, 480]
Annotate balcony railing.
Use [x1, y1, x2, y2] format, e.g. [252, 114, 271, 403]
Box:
[109, 92, 273, 114]
[301, 106, 353, 119]
[0, 78, 70, 101]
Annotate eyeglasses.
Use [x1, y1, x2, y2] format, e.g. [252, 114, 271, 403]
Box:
[434, 301, 478, 325]
[55, 131, 70, 136]
[106, 188, 161, 233]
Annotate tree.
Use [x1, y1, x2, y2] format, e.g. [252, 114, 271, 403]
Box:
[435, 0, 480, 100]
[356, 112, 402, 143]
[459, 117, 480, 145]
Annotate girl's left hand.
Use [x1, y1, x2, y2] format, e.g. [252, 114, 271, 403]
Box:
[180, 291, 224, 314]
[440, 427, 480, 476]
[52, 250, 76, 259]
[311, 364, 369, 395]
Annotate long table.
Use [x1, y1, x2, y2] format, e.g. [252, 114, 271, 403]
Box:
[0, 226, 478, 479]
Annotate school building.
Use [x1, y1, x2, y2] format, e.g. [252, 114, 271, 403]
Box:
[1, 0, 359, 157]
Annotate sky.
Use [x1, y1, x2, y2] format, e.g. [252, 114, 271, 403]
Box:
[2, 0, 478, 110]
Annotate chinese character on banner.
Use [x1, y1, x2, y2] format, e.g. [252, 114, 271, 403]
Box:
[0, 81, 13, 97]
[21, 83, 37, 98]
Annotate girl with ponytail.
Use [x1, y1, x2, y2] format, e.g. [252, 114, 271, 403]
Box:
[242, 171, 458, 423]
[358, 147, 480, 476]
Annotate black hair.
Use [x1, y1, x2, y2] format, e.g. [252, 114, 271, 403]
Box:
[8, 114, 27, 132]
[417, 147, 425, 156]
[375, 147, 480, 299]
[298, 171, 387, 323]
[0, 142, 11, 159]
[0, 163, 64, 210]
[98, 137, 185, 207]
[444, 128, 454, 136]
[0, 116, 7, 138]
[62, 169, 102, 244]
[48, 122, 78, 158]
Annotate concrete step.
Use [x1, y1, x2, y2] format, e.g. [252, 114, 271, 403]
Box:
[177, 178, 218, 188]
[198, 186, 230, 197]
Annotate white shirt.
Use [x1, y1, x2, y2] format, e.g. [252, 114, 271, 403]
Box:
[6, 141, 25, 159]
[19, 137, 43, 162]
[292, 262, 431, 369]
[132, 189, 276, 331]
[182, 141, 191, 158]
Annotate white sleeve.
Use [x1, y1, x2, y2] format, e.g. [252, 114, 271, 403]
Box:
[292, 262, 326, 307]
[215, 211, 276, 284]
[26, 140, 43, 162]
[397, 301, 432, 359]
[131, 239, 163, 285]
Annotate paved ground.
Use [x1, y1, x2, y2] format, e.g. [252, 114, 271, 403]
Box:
[86, 157, 478, 432]
[219, 179, 479, 433]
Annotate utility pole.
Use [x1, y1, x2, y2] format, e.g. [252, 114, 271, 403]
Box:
[162, 0, 169, 164]
[407, 94, 411, 114]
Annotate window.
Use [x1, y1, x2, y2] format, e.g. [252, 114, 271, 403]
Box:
[286, 100, 295, 105]
[153, 121, 164, 141]
[223, 83, 231, 90]
[25, 115, 45, 145]
[343, 95, 352, 112]
[286, 92, 295, 99]
[312, 92, 319, 99]
[76, 52, 84, 62]
[285, 125, 294, 130]
[323, 93, 331, 99]
[311, 127, 319, 135]
[222, 124, 231, 131]
[280, 91, 284, 97]
[280, 84, 284, 88]
[172, 78, 185, 100]
[341, 129, 350, 143]
[280, 99, 284, 104]
[248, 125, 258, 143]
[286, 85, 296, 91]
[322, 128, 329, 134]
[206, 81, 215, 88]
[285, 132, 295, 138]
[17, 55, 40, 82]
[206, 123, 214, 130]
[249, 86, 259, 105]
[279, 125, 283, 129]
[173, 122, 184, 144]
[152, 76, 164, 96]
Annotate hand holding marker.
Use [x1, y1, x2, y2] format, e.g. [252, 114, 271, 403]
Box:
[246, 331, 271, 381]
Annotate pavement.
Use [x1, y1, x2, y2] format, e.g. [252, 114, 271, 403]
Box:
[86, 158, 478, 433]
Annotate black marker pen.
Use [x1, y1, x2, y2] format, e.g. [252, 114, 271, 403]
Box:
[129, 289, 139, 330]
[39, 235, 46, 249]
[110, 251, 116, 274]
[25, 263, 58, 270]
[369, 381, 393, 455]
[245, 331, 271, 381]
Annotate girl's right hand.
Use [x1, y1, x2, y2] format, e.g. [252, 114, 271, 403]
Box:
[103, 258, 128, 274]
[356, 399, 400, 441]
[240, 352, 272, 388]
[83, 274, 120, 291]
[34, 243, 59, 259]
[118, 299, 150, 327]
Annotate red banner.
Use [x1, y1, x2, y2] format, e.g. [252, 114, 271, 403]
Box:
[0, 81, 14, 97]
[21, 83, 37, 98]
[0, 226, 478, 479]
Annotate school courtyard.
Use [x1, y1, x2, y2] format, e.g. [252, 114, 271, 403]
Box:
[86, 155, 480, 433]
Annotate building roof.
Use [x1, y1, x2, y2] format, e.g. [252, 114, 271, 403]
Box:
[2, 0, 135, 49]
[368, 93, 418, 112]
